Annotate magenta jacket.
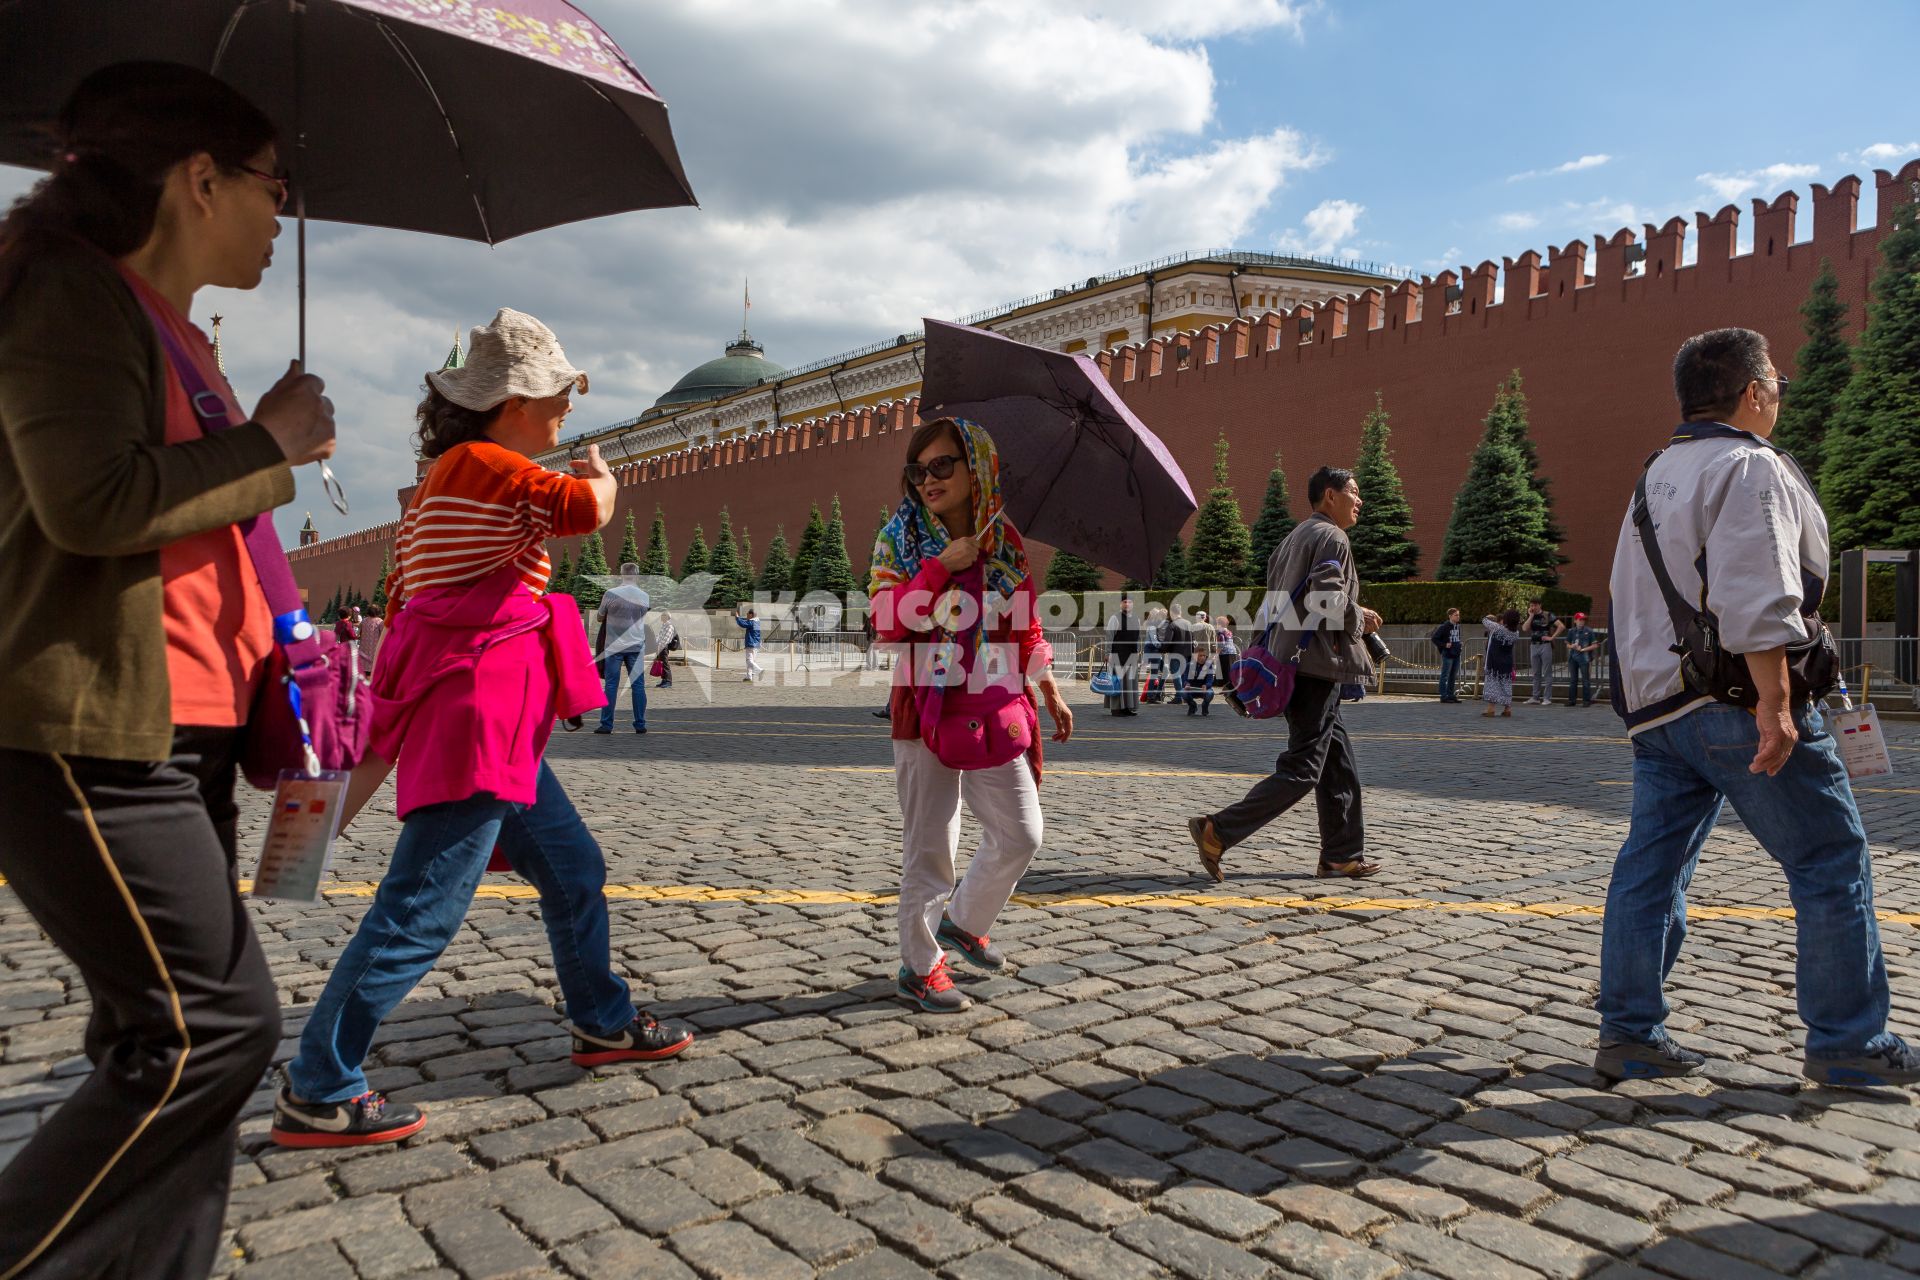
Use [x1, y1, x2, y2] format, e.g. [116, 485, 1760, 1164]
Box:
[368, 566, 605, 819]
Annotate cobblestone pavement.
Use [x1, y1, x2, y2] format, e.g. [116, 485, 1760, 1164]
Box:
[6, 673, 1920, 1280]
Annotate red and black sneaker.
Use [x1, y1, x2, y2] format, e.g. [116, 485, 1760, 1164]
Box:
[936, 915, 1006, 971]
[571, 1012, 694, 1068]
[269, 1088, 426, 1148]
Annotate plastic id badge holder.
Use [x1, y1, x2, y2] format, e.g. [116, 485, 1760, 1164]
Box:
[1833, 703, 1895, 782]
[251, 769, 350, 902]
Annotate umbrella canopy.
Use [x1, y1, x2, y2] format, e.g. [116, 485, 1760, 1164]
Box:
[918, 318, 1196, 585]
[0, 0, 696, 242]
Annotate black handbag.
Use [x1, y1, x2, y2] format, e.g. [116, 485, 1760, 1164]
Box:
[1632, 446, 1837, 707]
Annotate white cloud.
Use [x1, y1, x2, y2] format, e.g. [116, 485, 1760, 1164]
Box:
[1507, 153, 1611, 182]
[1695, 162, 1819, 202]
[1845, 142, 1920, 166]
[1419, 246, 1461, 274]
[1278, 198, 1364, 258]
[0, 0, 1324, 542]
[1496, 212, 1541, 232]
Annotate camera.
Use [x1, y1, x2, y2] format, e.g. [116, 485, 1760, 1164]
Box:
[1363, 632, 1391, 664]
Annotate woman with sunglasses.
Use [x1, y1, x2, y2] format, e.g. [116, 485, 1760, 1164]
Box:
[870, 418, 1073, 1011]
[0, 63, 336, 1277]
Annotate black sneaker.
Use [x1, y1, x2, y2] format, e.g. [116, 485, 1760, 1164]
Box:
[937, 916, 1005, 971]
[593, 726, 612, 735]
[1594, 1032, 1706, 1081]
[571, 1013, 693, 1068]
[269, 1088, 426, 1148]
[1806, 1038, 1920, 1088]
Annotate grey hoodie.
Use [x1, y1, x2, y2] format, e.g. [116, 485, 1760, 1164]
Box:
[1261, 513, 1373, 684]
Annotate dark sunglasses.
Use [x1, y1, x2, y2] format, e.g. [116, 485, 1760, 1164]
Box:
[904, 454, 966, 486]
[238, 164, 291, 212]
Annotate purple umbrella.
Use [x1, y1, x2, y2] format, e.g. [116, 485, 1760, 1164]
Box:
[919, 318, 1196, 584]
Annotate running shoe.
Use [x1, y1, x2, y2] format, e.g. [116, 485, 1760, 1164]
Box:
[1594, 1032, 1706, 1081]
[571, 1013, 694, 1068]
[937, 916, 1005, 971]
[897, 957, 971, 1013]
[269, 1088, 426, 1148]
[1806, 1038, 1920, 1088]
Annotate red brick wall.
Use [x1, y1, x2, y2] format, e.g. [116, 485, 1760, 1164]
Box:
[290, 163, 1918, 616]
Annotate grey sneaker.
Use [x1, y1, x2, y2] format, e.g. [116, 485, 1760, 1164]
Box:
[1806, 1038, 1920, 1088]
[1594, 1032, 1706, 1081]
[937, 916, 1005, 971]
[897, 958, 971, 1013]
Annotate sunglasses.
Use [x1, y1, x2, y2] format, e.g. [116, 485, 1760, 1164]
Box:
[904, 454, 967, 486]
[238, 164, 291, 212]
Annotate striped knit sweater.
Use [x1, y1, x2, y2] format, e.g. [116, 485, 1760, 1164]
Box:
[386, 440, 600, 618]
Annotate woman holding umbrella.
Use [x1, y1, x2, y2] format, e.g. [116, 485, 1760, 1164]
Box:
[870, 418, 1073, 1012]
[0, 63, 335, 1278]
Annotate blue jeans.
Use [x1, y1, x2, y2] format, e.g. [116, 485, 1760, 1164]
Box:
[1566, 655, 1593, 704]
[1597, 702, 1892, 1059]
[287, 761, 635, 1103]
[1438, 653, 1460, 701]
[600, 650, 646, 730]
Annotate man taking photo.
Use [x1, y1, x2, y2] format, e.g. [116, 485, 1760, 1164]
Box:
[1596, 327, 1916, 1087]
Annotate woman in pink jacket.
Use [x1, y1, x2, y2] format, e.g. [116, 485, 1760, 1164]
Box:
[870, 418, 1073, 1012]
[272, 311, 691, 1149]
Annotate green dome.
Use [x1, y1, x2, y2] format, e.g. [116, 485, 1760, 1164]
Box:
[652, 332, 786, 409]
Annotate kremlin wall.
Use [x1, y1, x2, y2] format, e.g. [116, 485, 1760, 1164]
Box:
[290, 163, 1920, 614]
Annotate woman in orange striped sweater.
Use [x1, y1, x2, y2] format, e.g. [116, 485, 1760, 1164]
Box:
[273, 310, 692, 1149]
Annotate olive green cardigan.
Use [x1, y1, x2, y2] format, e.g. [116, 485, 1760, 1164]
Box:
[0, 242, 295, 761]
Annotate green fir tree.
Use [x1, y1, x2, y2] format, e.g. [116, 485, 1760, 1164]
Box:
[617, 509, 642, 569]
[706, 507, 746, 609]
[571, 530, 611, 609]
[1772, 259, 1851, 489]
[1485, 370, 1566, 560]
[371, 548, 392, 612]
[1044, 549, 1104, 591]
[1186, 434, 1255, 588]
[1247, 449, 1296, 586]
[679, 524, 709, 578]
[1437, 383, 1560, 583]
[790, 502, 826, 594]
[1152, 535, 1188, 590]
[324, 586, 343, 624]
[806, 495, 861, 595]
[1347, 394, 1422, 583]
[1823, 200, 1920, 549]
[550, 549, 574, 597]
[759, 526, 794, 593]
[639, 504, 672, 576]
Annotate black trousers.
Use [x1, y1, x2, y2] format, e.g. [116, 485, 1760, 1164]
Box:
[1209, 674, 1365, 860]
[0, 728, 281, 1280]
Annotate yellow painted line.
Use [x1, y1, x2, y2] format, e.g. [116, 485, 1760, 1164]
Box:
[807, 766, 1269, 779]
[139, 877, 1914, 928]
[1596, 779, 1920, 795]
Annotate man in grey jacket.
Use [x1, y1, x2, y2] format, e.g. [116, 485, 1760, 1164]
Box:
[1188, 466, 1382, 881]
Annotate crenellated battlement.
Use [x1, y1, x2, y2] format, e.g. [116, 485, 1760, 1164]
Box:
[289, 517, 400, 560]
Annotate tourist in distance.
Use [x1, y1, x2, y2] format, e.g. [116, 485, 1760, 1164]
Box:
[1102, 593, 1143, 716]
[1186, 466, 1382, 883]
[1563, 610, 1600, 706]
[1141, 603, 1167, 703]
[1524, 597, 1564, 704]
[1187, 608, 1219, 715]
[870, 417, 1074, 1012]
[1430, 607, 1464, 703]
[1214, 615, 1239, 690]
[1482, 609, 1524, 717]
[273, 309, 692, 1150]
[0, 63, 333, 1277]
[1595, 326, 1918, 1087]
[1163, 602, 1194, 709]
[653, 608, 680, 686]
[595, 561, 652, 734]
[736, 605, 765, 681]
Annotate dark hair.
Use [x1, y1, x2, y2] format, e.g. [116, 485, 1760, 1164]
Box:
[1529, 597, 1543, 606]
[901, 416, 967, 497]
[0, 63, 276, 297]
[1447, 606, 1460, 615]
[1502, 608, 1523, 631]
[1307, 466, 1354, 507]
[414, 384, 503, 459]
[1673, 328, 1771, 420]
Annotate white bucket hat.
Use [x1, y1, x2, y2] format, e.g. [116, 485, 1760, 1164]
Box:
[427, 307, 589, 411]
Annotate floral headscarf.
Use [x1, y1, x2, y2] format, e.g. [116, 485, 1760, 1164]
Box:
[868, 419, 1029, 634]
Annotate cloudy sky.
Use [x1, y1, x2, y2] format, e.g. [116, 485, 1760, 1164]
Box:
[4, 0, 1914, 543]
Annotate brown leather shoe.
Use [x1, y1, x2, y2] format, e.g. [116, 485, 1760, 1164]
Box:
[1188, 816, 1225, 883]
[1316, 855, 1382, 879]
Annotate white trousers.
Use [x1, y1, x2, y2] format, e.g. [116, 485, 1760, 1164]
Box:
[744, 647, 764, 678]
[893, 739, 1044, 975]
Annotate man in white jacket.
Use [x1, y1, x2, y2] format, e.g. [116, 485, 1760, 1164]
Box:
[1596, 327, 1916, 1088]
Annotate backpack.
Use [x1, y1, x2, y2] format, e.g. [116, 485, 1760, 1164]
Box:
[1228, 560, 1338, 719]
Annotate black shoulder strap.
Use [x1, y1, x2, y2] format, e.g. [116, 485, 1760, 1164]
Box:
[1631, 448, 1701, 645]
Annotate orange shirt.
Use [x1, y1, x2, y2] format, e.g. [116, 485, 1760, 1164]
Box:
[119, 269, 274, 727]
[390, 440, 599, 618]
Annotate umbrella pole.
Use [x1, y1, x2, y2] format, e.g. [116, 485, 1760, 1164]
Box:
[293, 0, 307, 365]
